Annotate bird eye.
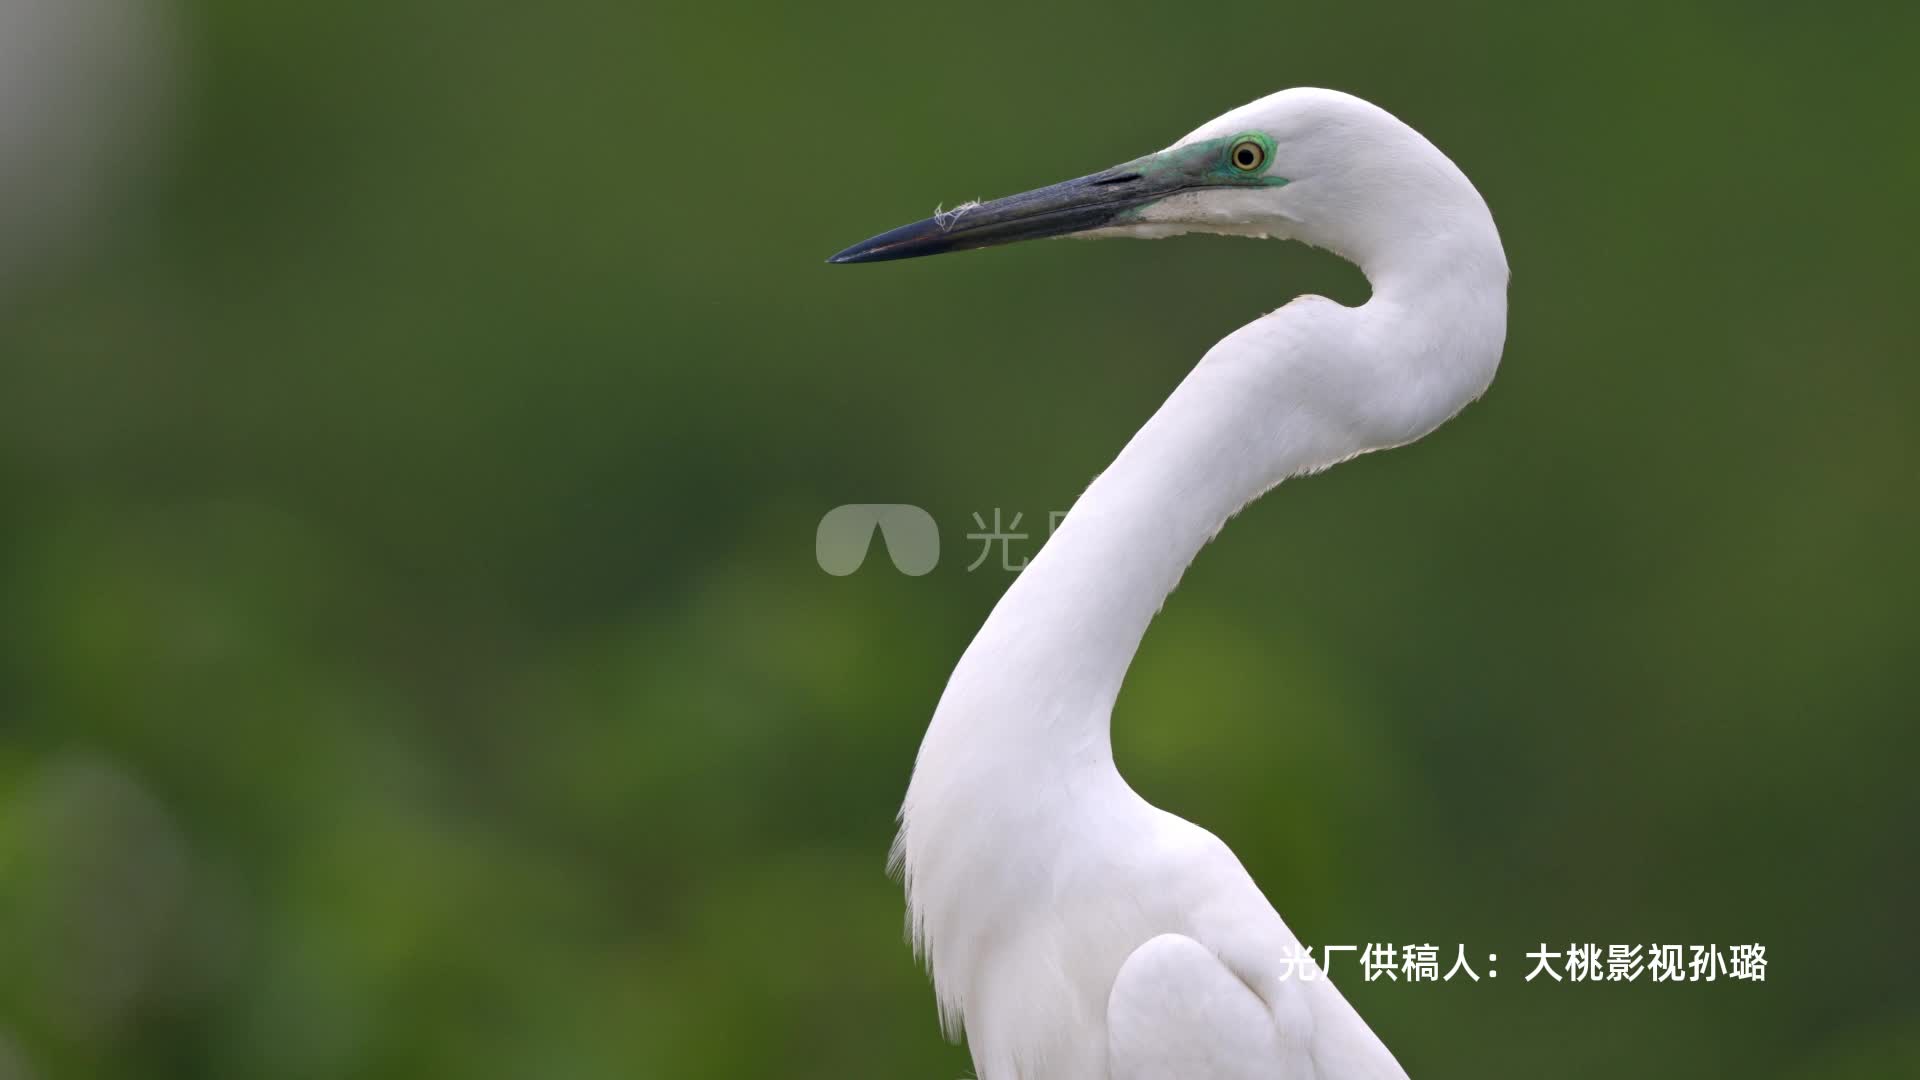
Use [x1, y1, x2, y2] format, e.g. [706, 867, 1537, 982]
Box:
[1229, 138, 1266, 172]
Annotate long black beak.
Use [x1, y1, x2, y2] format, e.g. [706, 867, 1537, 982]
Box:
[827, 161, 1180, 265]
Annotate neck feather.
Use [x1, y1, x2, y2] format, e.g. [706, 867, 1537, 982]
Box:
[921, 213, 1506, 776]
[965, 358, 1276, 732]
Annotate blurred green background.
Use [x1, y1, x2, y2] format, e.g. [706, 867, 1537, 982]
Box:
[2, 1, 1917, 1077]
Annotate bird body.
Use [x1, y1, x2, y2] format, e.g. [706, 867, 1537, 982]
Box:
[836, 88, 1508, 1079]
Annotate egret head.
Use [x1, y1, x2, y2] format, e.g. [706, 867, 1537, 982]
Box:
[828, 88, 1473, 274]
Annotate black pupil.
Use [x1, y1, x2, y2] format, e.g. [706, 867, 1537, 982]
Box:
[1236, 146, 1257, 167]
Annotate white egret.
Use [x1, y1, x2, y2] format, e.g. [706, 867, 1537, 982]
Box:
[831, 88, 1507, 1079]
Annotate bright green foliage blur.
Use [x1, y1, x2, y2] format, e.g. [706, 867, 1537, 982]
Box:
[2, 2, 1917, 1077]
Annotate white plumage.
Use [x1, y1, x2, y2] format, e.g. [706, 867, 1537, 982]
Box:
[877, 88, 1509, 1079]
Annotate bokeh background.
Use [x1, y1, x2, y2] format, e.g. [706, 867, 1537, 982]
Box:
[2, 1, 1917, 1077]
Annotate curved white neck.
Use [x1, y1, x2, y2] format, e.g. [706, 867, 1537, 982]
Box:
[923, 238, 1505, 775]
[944, 354, 1277, 756]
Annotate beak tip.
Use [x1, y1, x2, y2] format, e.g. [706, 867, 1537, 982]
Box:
[827, 164, 1142, 267]
[827, 218, 954, 266]
[828, 236, 913, 265]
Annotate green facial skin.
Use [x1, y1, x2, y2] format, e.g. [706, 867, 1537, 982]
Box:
[1100, 133, 1287, 226]
[1121, 132, 1290, 193]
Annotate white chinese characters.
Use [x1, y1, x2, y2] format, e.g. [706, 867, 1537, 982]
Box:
[1271, 943, 1766, 985]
